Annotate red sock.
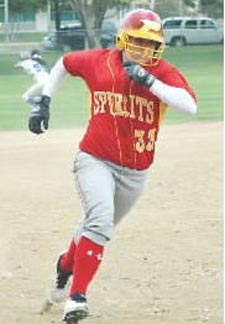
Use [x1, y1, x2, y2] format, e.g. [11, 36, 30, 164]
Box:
[60, 239, 77, 272]
[69, 236, 104, 296]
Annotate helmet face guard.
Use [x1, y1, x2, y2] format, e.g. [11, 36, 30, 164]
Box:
[119, 33, 165, 66]
[117, 9, 166, 66]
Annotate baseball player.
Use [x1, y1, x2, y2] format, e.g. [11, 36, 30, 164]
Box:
[28, 9, 197, 324]
[14, 49, 49, 106]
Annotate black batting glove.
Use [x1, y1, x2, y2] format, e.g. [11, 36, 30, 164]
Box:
[123, 61, 156, 88]
[28, 95, 51, 134]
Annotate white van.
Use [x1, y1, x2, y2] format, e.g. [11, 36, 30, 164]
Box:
[162, 17, 223, 46]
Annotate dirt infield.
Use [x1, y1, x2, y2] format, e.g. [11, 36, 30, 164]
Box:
[0, 122, 223, 324]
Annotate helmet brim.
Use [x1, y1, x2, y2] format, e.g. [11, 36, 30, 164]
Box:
[125, 29, 164, 44]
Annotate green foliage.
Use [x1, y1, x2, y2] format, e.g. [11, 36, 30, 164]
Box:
[155, 0, 184, 18]
[184, 0, 223, 17]
[200, 0, 223, 18]
[183, 0, 196, 8]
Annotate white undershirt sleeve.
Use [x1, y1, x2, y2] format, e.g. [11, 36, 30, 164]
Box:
[42, 57, 68, 97]
[150, 78, 197, 115]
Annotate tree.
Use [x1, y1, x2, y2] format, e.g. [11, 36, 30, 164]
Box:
[68, 0, 130, 48]
[51, 0, 61, 31]
[6, 0, 131, 46]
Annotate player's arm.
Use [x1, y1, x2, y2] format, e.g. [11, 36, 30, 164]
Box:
[150, 79, 196, 114]
[42, 57, 68, 97]
[123, 62, 197, 115]
[14, 61, 23, 68]
[28, 57, 68, 134]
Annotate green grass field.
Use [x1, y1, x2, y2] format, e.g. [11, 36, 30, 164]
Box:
[0, 45, 223, 131]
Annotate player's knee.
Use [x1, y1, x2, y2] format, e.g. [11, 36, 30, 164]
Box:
[83, 227, 114, 245]
[83, 213, 114, 245]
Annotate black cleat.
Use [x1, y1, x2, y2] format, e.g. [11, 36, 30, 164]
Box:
[56, 253, 73, 289]
[49, 253, 73, 303]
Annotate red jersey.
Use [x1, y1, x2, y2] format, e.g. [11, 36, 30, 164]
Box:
[63, 48, 196, 170]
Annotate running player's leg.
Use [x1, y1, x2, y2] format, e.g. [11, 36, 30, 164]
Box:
[74, 151, 115, 245]
[63, 151, 115, 321]
[113, 166, 148, 225]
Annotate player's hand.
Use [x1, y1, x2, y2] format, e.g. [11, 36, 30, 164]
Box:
[28, 95, 51, 134]
[123, 61, 156, 88]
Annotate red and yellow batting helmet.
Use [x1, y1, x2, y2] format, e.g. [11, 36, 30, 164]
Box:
[117, 9, 165, 66]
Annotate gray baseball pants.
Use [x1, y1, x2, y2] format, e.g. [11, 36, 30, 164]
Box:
[73, 150, 148, 245]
